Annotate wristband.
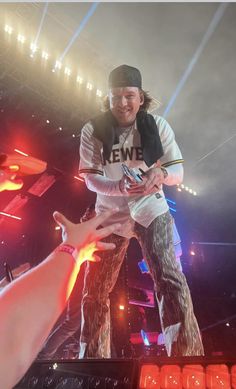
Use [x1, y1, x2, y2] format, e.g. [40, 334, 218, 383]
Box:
[55, 244, 78, 262]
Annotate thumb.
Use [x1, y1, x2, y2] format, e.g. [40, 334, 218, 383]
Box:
[53, 211, 70, 229]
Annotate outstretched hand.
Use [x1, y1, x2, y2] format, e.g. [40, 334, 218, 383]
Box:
[53, 209, 121, 263]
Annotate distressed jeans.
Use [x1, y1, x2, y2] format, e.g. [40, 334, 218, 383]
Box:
[79, 211, 204, 358]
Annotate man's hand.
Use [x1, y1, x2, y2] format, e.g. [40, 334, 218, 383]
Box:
[0, 154, 23, 192]
[119, 174, 146, 195]
[119, 167, 165, 196]
[141, 167, 165, 194]
[53, 209, 121, 263]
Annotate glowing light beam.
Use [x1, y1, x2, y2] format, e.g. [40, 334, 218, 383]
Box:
[59, 2, 100, 62]
[14, 149, 29, 157]
[33, 2, 49, 47]
[0, 211, 22, 220]
[163, 3, 229, 118]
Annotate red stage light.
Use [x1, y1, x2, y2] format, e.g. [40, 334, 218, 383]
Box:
[206, 364, 230, 389]
[74, 175, 84, 182]
[139, 364, 160, 388]
[14, 148, 29, 157]
[160, 365, 182, 388]
[231, 365, 236, 388]
[0, 211, 21, 220]
[182, 365, 205, 388]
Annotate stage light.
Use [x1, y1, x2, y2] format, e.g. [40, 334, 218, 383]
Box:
[119, 304, 125, 311]
[193, 191, 197, 196]
[72, 134, 76, 138]
[55, 226, 60, 231]
[206, 364, 230, 389]
[160, 365, 182, 388]
[14, 148, 29, 157]
[177, 188, 182, 192]
[141, 330, 150, 346]
[76, 75, 83, 84]
[30, 43, 38, 53]
[64, 67, 71, 76]
[182, 365, 205, 389]
[231, 365, 236, 388]
[139, 364, 160, 388]
[181, 184, 185, 189]
[226, 322, 230, 327]
[4, 25, 13, 34]
[53, 363, 58, 370]
[74, 175, 84, 182]
[55, 60, 62, 70]
[190, 250, 196, 256]
[46, 119, 50, 124]
[42, 51, 49, 60]
[0, 211, 21, 220]
[17, 34, 26, 43]
[87, 82, 93, 91]
[58, 127, 62, 131]
[96, 89, 102, 97]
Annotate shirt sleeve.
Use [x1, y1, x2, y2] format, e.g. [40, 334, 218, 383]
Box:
[78, 122, 104, 178]
[155, 116, 184, 186]
[84, 174, 122, 196]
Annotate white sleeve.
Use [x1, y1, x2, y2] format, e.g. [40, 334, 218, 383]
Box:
[85, 173, 122, 196]
[164, 163, 183, 186]
[78, 122, 104, 177]
[155, 116, 184, 186]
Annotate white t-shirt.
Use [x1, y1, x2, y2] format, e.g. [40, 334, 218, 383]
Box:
[79, 114, 183, 238]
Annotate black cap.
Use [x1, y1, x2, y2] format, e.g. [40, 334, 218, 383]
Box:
[108, 64, 142, 88]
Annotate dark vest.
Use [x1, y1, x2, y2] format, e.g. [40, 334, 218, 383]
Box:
[90, 110, 164, 167]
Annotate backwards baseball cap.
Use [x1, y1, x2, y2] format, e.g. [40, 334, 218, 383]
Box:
[108, 64, 142, 89]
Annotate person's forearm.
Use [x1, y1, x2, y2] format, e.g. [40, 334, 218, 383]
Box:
[0, 251, 79, 389]
[163, 164, 184, 186]
[85, 173, 122, 196]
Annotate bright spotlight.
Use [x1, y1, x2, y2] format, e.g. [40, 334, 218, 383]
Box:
[86, 82, 93, 91]
[96, 89, 102, 97]
[42, 51, 49, 60]
[64, 67, 71, 76]
[193, 191, 197, 196]
[4, 25, 13, 34]
[30, 43, 38, 53]
[14, 148, 29, 157]
[55, 60, 62, 70]
[190, 250, 196, 256]
[76, 75, 83, 84]
[17, 34, 26, 43]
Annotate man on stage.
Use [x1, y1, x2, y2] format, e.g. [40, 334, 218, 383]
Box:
[78, 64, 204, 357]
